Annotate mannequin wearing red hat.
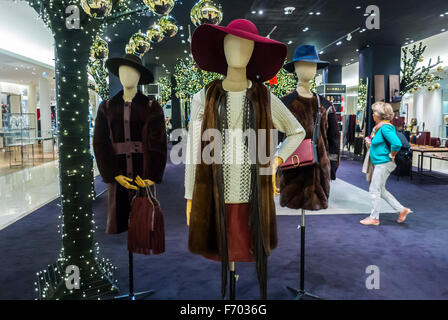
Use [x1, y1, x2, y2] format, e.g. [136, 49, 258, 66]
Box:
[184, 19, 305, 299]
[93, 54, 167, 234]
[279, 45, 340, 211]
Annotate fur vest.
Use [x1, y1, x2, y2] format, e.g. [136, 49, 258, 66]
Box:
[188, 80, 276, 299]
[278, 91, 334, 211]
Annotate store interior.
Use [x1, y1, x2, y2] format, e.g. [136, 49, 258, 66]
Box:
[0, 0, 448, 300]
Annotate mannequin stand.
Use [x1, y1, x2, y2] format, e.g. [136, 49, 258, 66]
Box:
[115, 252, 155, 300]
[286, 209, 321, 300]
[229, 262, 238, 300]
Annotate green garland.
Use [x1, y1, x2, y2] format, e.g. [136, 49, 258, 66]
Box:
[158, 75, 172, 107]
[357, 78, 368, 111]
[88, 59, 110, 100]
[265, 65, 298, 98]
[174, 57, 222, 102]
[400, 42, 443, 95]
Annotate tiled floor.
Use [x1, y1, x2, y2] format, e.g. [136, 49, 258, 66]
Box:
[0, 160, 59, 230]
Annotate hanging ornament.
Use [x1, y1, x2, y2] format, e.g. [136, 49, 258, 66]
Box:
[125, 44, 134, 55]
[437, 65, 444, 72]
[190, 0, 223, 26]
[418, 55, 424, 62]
[143, 0, 175, 16]
[81, 0, 113, 19]
[147, 24, 164, 43]
[158, 15, 178, 38]
[90, 37, 109, 60]
[428, 85, 434, 92]
[409, 88, 415, 94]
[129, 31, 151, 56]
[434, 83, 441, 90]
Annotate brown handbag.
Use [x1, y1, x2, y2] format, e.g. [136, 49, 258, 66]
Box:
[279, 93, 321, 170]
[127, 183, 165, 255]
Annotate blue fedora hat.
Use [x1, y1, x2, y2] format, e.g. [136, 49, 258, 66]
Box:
[284, 45, 329, 72]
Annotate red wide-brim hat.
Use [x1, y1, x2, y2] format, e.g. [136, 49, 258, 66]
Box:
[191, 19, 287, 83]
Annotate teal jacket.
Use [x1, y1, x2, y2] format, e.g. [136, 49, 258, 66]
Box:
[370, 124, 402, 165]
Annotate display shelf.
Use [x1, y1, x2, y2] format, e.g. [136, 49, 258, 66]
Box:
[317, 83, 347, 132]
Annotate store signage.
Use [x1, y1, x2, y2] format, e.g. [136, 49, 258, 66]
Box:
[317, 84, 346, 94]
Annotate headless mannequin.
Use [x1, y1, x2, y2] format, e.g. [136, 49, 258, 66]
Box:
[114, 65, 154, 190]
[186, 34, 282, 223]
[295, 61, 317, 98]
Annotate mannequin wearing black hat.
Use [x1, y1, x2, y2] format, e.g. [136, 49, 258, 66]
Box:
[93, 55, 167, 234]
[279, 46, 340, 211]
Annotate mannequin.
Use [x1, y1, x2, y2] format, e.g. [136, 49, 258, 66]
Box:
[185, 19, 305, 299]
[279, 45, 340, 211]
[295, 61, 317, 99]
[93, 54, 167, 234]
[115, 65, 154, 190]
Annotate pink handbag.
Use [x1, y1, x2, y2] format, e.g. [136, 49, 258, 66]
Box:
[280, 93, 321, 171]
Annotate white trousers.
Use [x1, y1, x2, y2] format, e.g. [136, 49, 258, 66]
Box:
[369, 161, 404, 219]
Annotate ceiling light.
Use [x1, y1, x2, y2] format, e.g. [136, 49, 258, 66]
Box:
[441, 14, 445, 17]
[356, 49, 359, 52]
[346, 33, 352, 41]
[155, 56, 160, 60]
[316, 12, 321, 15]
[251, 10, 256, 14]
[181, 34, 184, 37]
[308, 12, 314, 15]
[287, 40, 293, 44]
[334, 59, 339, 62]
[258, 10, 263, 15]
[336, 41, 342, 45]
[319, 50, 324, 54]
[179, 26, 184, 30]
[442, 29, 446, 32]
[182, 40, 185, 43]
[302, 27, 309, 32]
[405, 42, 409, 45]
[284, 7, 295, 15]
[356, 6, 361, 9]
[410, 40, 414, 43]
[184, 50, 187, 54]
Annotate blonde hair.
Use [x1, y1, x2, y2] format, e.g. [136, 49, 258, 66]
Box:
[372, 102, 394, 121]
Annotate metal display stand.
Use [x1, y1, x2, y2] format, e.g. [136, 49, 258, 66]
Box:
[229, 262, 238, 300]
[286, 209, 321, 300]
[114, 252, 155, 300]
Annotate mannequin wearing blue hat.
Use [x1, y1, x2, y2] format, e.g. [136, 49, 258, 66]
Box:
[278, 45, 340, 211]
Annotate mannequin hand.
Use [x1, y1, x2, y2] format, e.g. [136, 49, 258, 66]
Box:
[135, 175, 155, 188]
[186, 199, 192, 226]
[114, 175, 138, 190]
[272, 157, 283, 196]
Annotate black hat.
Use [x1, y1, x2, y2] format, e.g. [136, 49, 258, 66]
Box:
[105, 54, 154, 85]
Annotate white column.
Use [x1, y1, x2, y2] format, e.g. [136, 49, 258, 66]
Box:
[28, 84, 37, 138]
[39, 77, 52, 152]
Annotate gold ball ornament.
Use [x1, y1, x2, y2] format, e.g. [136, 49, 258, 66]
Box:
[158, 16, 178, 38]
[147, 24, 164, 43]
[191, 0, 223, 26]
[125, 44, 134, 55]
[409, 88, 415, 94]
[143, 0, 175, 16]
[91, 37, 109, 60]
[437, 65, 444, 72]
[129, 31, 151, 56]
[418, 55, 424, 62]
[81, 0, 113, 19]
[434, 83, 441, 90]
[428, 85, 434, 92]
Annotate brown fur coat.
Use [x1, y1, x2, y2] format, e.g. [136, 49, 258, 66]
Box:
[278, 92, 336, 211]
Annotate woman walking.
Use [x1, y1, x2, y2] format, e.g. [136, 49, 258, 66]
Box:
[361, 102, 412, 226]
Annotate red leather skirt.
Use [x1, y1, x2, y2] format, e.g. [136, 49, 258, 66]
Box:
[205, 203, 255, 262]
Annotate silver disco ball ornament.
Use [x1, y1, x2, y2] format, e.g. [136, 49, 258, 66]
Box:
[190, 0, 223, 27]
[143, 0, 175, 16]
[129, 31, 151, 56]
[81, 0, 113, 19]
[147, 24, 164, 43]
[158, 15, 178, 38]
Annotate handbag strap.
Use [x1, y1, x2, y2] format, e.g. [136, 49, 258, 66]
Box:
[312, 93, 322, 144]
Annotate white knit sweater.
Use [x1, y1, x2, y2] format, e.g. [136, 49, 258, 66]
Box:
[184, 84, 305, 203]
